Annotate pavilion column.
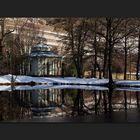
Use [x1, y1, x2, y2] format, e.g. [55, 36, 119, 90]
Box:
[45, 58, 47, 76]
[55, 59, 58, 76]
[53, 60, 56, 76]
[52, 60, 55, 75]
[41, 58, 43, 76]
[55, 60, 57, 76]
[59, 61, 61, 76]
[57, 60, 59, 76]
[61, 62, 64, 78]
[53, 60, 55, 76]
[47, 61, 49, 76]
[41, 58, 42, 76]
[37, 58, 39, 76]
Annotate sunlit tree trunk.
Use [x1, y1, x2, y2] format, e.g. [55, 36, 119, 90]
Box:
[136, 30, 140, 80]
[107, 18, 113, 87]
[103, 26, 108, 78]
[93, 21, 98, 78]
[124, 36, 128, 80]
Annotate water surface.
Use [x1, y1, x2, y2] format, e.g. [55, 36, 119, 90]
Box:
[0, 86, 140, 123]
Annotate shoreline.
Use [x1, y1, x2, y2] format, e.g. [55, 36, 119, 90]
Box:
[0, 74, 140, 88]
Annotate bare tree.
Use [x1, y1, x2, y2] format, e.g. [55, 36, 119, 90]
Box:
[14, 18, 43, 75]
[88, 18, 103, 78]
[50, 18, 91, 78]
[0, 18, 19, 74]
[119, 19, 138, 80]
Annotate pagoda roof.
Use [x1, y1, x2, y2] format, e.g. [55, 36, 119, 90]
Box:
[30, 43, 61, 58]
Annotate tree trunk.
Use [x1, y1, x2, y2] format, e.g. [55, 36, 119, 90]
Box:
[108, 18, 113, 87]
[76, 61, 83, 78]
[0, 39, 3, 53]
[93, 21, 97, 78]
[103, 30, 108, 78]
[124, 37, 128, 80]
[0, 20, 5, 74]
[136, 30, 140, 80]
[93, 33, 97, 78]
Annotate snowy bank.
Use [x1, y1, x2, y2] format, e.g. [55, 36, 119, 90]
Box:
[0, 74, 109, 86]
[1, 74, 140, 88]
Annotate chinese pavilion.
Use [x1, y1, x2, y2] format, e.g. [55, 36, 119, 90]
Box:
[30, 43, 62, 76]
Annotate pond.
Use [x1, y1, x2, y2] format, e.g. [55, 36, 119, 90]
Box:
[0, 86, 140, 123]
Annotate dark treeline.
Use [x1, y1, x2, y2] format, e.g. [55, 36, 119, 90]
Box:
[47, 17, 140, 83]
[0, 18, 140, 84]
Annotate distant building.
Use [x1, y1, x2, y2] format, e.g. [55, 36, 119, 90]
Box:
[29, 43, 62, 76]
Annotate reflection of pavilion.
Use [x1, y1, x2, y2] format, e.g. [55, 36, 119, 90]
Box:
[30, 89, 62, 107]
[30, 89, 63, 116]
[29, 43, 62, 76]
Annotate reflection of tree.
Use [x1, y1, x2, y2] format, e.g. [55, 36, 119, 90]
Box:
[94, 91, 102, 115]
[47, 89, 50, 103]
[108, 90, 140, 112]
[61, 89, 65, 105]
[124, 91, 127, 111]
[72, 89, 84, 116]
[83, 90, 112, 115]
[0, 91, 31, 121]
[108, 88, 113, 113]
[136, 91, 139, 108]
[1, 89, 140, 121]
[103, 91, 107, 113]
[76, 90, 107, 115]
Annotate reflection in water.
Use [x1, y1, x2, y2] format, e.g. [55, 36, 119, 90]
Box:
[0, 88, 140, 122]
[136, 91, 139, 108]
[0, 90, 32, 121]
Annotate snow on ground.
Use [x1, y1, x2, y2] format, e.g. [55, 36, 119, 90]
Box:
[0, 74, 109, 85]
[1, 74, 140, 89]
[0, 75, 11, 83]
[0, 74, 109, 91]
